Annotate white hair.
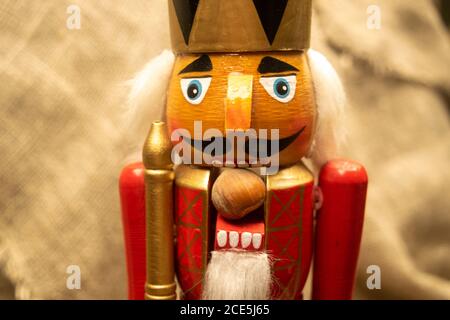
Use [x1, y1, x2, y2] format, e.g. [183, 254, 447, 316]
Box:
[307, 49, 347, 167]
[122, 50, 175, 159]
[202, 250, 272, 300]
[124, 49, 346, 166]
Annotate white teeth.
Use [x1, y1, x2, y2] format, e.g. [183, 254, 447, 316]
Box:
[252, 233, 262, 249]
[229, 231, 239, 248]
[241, 232, 252, 248]
[217, 230, 227, 248]
[217, 231, 262, 249]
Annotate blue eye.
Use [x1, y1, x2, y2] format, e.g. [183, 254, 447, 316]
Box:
[273, 78, 290, 99]
[187, 80, 202, 100]
[259, 75, 296, 103]
[180, 77, 212, 105]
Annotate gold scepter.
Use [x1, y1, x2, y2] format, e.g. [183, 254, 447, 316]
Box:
[142, 121, 176, 300]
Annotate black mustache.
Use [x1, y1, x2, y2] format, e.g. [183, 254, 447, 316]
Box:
[183, 126, 306, 157]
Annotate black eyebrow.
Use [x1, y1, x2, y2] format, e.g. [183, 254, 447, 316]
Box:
[178, 54, 212, 75]
[257, 56, 299, 74]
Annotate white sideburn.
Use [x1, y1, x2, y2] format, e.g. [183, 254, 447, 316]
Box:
[306, 49, 346, 167]
[202, 250, 271, 300]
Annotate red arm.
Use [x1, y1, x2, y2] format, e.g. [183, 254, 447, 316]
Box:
[312, 159, 368, 300]
[119, 162, 146, 300]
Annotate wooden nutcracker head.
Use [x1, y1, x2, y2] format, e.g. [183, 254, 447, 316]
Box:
[129, 0, 344, 170]
[166, 0, 317, 169]
[167, 52, 316, 168]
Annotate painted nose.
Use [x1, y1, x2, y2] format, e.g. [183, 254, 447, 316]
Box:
[225, 74, 253, 131]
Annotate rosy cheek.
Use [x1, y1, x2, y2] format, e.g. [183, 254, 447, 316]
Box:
[167, 118, 181, 136]
[289, 118, 304, 132]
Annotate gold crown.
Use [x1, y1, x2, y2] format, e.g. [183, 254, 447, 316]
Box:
[169, 0, 312, 53]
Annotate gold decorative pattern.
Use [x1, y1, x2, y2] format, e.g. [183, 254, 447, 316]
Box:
[265, 162, 313, 299]
[169, 0, 312, 53]
[175, 165, 212, 297]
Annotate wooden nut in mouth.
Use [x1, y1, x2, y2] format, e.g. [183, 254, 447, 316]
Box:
[211, 168, 265, 220]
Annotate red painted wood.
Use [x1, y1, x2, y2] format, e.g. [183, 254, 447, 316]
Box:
[312, 159, 368, 300]
[266, 182, 314, 299]
[175, 186, 208, 300]
[119, 162, 146, 300]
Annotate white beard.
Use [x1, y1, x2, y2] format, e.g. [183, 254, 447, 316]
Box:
[202, 250, 272, 300]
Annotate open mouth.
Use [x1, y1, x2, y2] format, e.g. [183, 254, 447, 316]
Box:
[214, 207, 265, 252]
[183, 126, 306, 157]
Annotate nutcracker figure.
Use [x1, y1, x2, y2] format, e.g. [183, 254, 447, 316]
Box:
[119, 0, 368, 300]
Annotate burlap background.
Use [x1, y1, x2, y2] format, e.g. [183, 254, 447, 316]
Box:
[0, 0, 448, 299]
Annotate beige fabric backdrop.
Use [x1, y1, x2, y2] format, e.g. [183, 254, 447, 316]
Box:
[0, 0, 448, 299]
